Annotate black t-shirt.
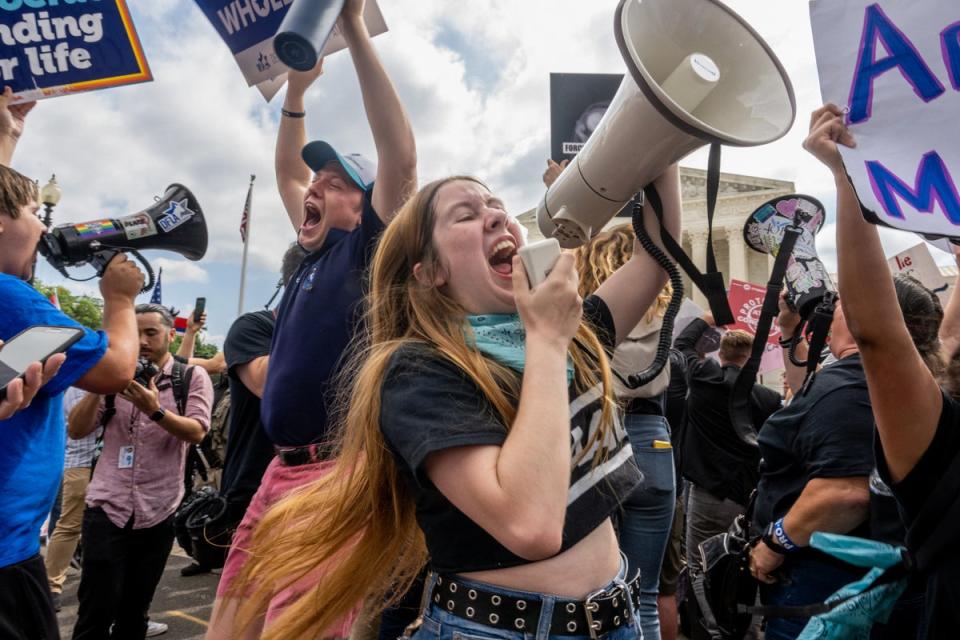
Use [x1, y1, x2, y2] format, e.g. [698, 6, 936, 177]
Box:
[753, 354, 875, 534]
[379, 296, 641, 574]
[676, 319, 783, 506]
[877, 391, 960, 636]
[220, 310, 276, 510]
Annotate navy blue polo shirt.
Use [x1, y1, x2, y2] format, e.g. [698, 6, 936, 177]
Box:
[261, 187, 383, 446]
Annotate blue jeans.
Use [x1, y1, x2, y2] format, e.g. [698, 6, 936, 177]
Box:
[760, 554, 865, 640]
[618, 414, 675, 640]
[412, 561, 642, 640]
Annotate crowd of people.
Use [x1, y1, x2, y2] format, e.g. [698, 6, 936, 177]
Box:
[2, 2, 960, 639]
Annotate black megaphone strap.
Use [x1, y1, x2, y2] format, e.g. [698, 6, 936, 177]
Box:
[646, 143, 734, 326]
[727, 226, 801, 447]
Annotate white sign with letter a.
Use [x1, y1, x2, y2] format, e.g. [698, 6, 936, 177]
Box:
[810, 0, 960, 238]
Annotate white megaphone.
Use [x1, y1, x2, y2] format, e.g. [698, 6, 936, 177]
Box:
[538, 0, 797, 248]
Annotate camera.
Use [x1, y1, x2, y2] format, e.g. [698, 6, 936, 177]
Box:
[134, 357, 160, 386]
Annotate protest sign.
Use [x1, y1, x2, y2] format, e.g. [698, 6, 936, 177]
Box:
[810, 0, 960, 239]
[887, 242, 953, 304]
[0, 0, 151, 102]
[195, 0, 387, 101]
[728, 279, 782, 375]
[549, 73, 623, 163]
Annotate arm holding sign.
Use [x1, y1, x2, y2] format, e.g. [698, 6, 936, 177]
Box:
[0, 87, 35, 167]
[276, 61, 325, 229]
[939, 246, 960, 360]
[340, 0, 416, 222]
[804, 103, 942, 483]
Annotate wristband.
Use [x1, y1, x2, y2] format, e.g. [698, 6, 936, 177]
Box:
[281, 108, 305, 118]
[768, 517, 799, 552]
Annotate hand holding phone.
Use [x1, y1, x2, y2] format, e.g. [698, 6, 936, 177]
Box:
[0, 327, 75, 416]
[0, 332, 66, 420]
[517, 238, 562, 288]
[193, 297, 206, 323]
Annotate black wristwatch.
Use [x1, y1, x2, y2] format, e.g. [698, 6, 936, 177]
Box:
[149, 407, 166, 422]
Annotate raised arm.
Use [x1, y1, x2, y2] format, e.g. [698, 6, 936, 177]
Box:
[176, 311, 206, 359]
[939, 247, 960, 360]
[804, 104, 941, 483]
[277, 62, 326, 229]
[594, 164, 681, 345]
[776, 292, 812, 394]
[74, 254, 144, 394]
[0, 87, 35, 167]
[340, 0, 416, 222]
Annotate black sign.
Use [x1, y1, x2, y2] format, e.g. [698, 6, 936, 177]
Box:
[549, 72, 623, 163]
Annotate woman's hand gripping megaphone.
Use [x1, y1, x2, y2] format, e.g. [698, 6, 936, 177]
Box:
[512, 252, 583, 353]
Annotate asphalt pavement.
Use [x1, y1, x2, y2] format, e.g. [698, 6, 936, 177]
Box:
[55, 546, 218, 640]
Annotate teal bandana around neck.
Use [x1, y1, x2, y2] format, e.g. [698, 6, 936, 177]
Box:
[466, 313, 574, 383]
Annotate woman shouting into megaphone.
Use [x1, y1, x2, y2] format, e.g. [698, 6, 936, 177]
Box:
[231, 166, 682, 639]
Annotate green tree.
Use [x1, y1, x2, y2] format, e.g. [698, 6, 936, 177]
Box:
[32, 279, 103, 330]
[170, 334, 220, 359]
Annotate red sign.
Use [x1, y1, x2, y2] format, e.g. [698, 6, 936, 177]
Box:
[727, 279, 782, 374]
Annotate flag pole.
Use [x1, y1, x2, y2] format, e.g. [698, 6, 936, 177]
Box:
[238, 174, 256, 316]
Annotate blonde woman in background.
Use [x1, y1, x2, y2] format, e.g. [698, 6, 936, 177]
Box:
[576, 225, 676, 640]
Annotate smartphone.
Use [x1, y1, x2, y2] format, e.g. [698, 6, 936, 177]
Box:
[193, 297, 206, 323]
[517, 238, 561, 288]
[0, 326, 84, 401]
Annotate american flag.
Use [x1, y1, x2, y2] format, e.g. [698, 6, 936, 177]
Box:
[240, 174, 256, 243]
[150, 267, 163, 304]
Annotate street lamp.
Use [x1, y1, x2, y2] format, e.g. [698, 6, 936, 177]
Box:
[40, 174, 61, 229]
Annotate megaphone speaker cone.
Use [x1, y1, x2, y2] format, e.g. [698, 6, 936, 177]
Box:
[616, 0, 796, 147]
[743, 194, 834, 319]
[537, 0, 796, 248]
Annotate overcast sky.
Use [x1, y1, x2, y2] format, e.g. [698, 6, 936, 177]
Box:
[14, 0, 951, 346]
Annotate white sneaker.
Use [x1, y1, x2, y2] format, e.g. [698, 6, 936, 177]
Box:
[145, 621, 168, 637]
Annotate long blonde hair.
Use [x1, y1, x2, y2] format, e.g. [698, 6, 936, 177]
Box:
[575, 223, 672, 321]
[230, 177, 620, 639]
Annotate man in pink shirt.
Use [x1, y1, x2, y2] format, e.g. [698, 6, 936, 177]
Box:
[68, 304, 213, 639]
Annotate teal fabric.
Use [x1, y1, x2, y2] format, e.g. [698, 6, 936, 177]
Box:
[467, 314, 574, 383]
[796, 532, 908, 640]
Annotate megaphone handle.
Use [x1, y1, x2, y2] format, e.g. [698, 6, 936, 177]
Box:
[90, 249, 156, 294]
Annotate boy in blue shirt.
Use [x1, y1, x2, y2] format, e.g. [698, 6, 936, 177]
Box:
[0, 89, 144, 640]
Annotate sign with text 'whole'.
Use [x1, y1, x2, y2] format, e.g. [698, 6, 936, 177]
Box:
[810, 0, 960, 238]
[194, 0, 386, 101]
[0, 0, 151, 102]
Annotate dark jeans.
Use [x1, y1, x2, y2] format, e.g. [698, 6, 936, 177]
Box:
[72, 507, 175, 640]
[759, 553, 865, 640]
[0, 554, 59, 640]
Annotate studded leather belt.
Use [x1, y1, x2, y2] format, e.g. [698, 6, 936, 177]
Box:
[428, 572, 640, 638]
